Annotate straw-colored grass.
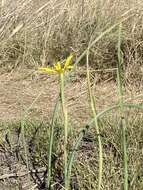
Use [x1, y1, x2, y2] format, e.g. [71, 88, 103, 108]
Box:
[0, 0, 143, 88]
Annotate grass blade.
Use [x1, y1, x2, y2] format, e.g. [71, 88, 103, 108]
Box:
[117, 23, 128, 190]
[47, 95, 60, 189]
[86, 49, 103, 190]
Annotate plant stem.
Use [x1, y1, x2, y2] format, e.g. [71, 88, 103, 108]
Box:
[21, 120, 30, 181]
[86, 50, 103, 190]
[60, 73, 68, 190]
[47, 97, 60, 189]
[117, 23, 128, 190]
[121, 118, 128, 190]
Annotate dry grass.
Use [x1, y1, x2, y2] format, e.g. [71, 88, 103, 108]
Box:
[0, 0, 143, 87]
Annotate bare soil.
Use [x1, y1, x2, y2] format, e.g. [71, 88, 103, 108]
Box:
[0, 68, 142, 124]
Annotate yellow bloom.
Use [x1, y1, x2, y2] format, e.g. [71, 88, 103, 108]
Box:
[64, 54, 73, 70]
[39, 54, 73, 75]
[38, 67, 56, 74]
[54, 62, 64, 73]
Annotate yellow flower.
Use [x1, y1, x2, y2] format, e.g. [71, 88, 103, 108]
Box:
[39, 54, 73, 75]
[64, 54, 73, 70]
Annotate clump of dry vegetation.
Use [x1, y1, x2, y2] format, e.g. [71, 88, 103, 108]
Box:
[0, 0, 143, 87]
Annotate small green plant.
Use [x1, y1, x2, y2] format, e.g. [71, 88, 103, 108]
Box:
[39, 54, 74, 190]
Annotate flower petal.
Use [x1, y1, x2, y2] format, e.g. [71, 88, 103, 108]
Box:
[39, 67, 56, 74]
[54, 62, 62, 72]
[64, 54, 73, 70]
[66, 65, 73, 69]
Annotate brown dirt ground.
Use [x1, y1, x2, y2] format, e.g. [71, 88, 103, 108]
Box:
[0, 68, 142, 125]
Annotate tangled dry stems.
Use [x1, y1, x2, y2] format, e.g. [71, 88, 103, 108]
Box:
[0, 0, 142, 87]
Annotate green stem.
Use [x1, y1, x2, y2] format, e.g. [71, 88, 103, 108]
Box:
[21, 120, 30, 181]
[47, 96, 60, 189]
[121, 118, 128, 190]
[86, 50, 103, 190]
[117, 23, 128, 190]
[60, 73, 68, 189]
